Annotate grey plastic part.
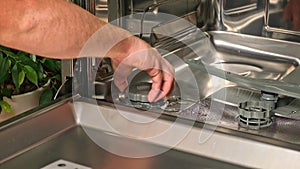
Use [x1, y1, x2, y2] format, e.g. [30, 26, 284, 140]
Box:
[128, 82, 152, 102]
[238, 93, 277, 129]
[239, 101, 275, 117]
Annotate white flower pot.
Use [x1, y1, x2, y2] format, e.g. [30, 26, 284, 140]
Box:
[0, 83, 49, 122]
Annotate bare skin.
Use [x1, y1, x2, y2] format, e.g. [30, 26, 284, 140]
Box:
[0, 0, 174, 102]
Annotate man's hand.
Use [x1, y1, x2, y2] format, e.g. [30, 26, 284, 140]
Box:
[107, 36, 175, 102]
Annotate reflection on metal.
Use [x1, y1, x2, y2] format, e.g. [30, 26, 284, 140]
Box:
[273, 99, 300, 119]
[223, 2, 257, 15]
[181, 31, 300, 126]
[95, 0, 108, 22]
[68, 0, 96, 15]
[61, 59, 74, 84]
[265, 0, 300, 40]
[92, 58, 114, 100]
[109, 0, 300, 41]
[0, 98, 254, 168]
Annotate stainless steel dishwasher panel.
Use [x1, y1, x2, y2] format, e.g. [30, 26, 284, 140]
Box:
[0, 98, 251, 169]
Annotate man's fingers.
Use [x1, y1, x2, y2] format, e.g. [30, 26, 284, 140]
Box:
[161, 72, 175, 97]
[147, 68, 174, 102]
[147, 69, 163, 102]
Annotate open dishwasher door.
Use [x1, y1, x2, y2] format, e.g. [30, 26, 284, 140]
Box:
[1, 96, 299, 169]
[1, 0, 300, 169]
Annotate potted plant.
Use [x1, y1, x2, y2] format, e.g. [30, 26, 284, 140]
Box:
[0, 45, 61, 121]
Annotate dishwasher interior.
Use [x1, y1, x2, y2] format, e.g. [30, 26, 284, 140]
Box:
[1, 0, 300, 169]
[89, 0, 300, 140]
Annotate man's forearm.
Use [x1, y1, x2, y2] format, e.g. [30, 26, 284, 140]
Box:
[0, 0, 107, 59]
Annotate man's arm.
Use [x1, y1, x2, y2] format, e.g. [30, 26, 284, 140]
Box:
[0, 0, 107, 58]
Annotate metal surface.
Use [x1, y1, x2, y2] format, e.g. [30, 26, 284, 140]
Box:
[153, 28, 300, 100]
[273, 99, 300, 119]
[69, 0, 96, 15]
[0, 97, 253, 169]
[125, 23, 300, 121]
[178, 99, 300, 149]
[1, 126, 247, 169]
[182, 31, 300, 121]
[265, 0, 300, 40]
[41, 159, 92, 169]
[95, 0, 108, 22]
[1, 97, 300, 168]
[113, 0, 300, 42]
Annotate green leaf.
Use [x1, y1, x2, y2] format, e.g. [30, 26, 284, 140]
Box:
[0, 45, 12, 53]
[44, 59, 61, 72]
[17, 50, 29, 58]
[53, 74, 61, 81]
[39, 89, 53, 105]
[12, 64, 21, 92]
[0, 88, 12, 98]
[0, 56, 9, 83]
[19, 70, 25, 86]
[4, 49, 39, 71]
[0, 100, 12, 114]
[24, 65, 38, 87]
[37, 63, 44, 81]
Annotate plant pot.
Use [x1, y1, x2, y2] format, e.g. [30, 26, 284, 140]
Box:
[0, 82, 50, 122]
